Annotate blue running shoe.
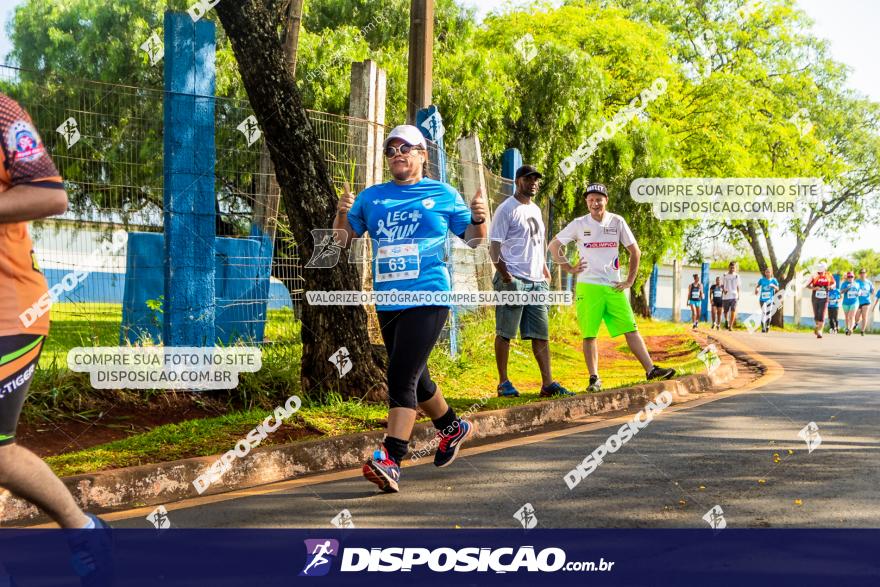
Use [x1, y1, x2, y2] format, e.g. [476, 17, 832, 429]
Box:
[497, 380, 520, 398]
[540, 381, 576, 398]
[434, 419, 473, 468]
[362, 446, 400, 493]
[67, 514, 114, 587]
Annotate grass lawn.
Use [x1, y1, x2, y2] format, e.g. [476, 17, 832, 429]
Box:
[42, 304, 704, 477]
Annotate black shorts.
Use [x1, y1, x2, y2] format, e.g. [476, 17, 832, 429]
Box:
[711, 299, 723, 308]
[0, 334, 44, 446]
[722, 299, 737, 312]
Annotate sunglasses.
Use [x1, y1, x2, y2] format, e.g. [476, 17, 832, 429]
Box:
[384, 144, 424, 158]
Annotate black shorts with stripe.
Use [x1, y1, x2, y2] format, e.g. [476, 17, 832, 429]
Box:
[0, 334, 44, 445]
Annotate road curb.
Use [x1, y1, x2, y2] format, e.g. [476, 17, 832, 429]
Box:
[5, 336, 753, 526]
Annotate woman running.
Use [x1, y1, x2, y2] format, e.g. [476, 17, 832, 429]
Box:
[807, 263, 834, 339]
[840, 271, 859, 335]
[332, 124, 488, 493]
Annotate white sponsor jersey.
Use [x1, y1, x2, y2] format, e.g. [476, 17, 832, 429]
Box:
[554, 212, 636, 285]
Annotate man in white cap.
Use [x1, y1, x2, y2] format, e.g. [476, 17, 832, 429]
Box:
[332, 124, 488, 493]
[548, 182, 675, 392]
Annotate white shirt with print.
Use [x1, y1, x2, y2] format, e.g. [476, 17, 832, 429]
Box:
[489, 195, 546, 281]
[721, 273, 741, 300]
[554, 212, 636, 286]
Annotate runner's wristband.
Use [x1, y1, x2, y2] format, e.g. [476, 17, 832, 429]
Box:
[470, 217, 486, 225]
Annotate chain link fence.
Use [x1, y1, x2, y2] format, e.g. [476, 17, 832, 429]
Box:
[1, 64, 513, 354]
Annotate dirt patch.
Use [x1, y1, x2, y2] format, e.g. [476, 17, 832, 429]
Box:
[16, 394, 222, 458]
[643, 334, 694, 362]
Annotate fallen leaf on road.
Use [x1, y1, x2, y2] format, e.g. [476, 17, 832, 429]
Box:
[699, 485, 705, 491]
[758, 479, 766, 484]
[787, 449, 794, 455]
[794, 499, 803, 506]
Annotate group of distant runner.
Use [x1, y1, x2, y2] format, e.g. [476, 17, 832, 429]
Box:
[686, 262, 878, 338]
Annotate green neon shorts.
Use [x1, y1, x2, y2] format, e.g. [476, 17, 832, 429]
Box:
[575, 282, 638, 339]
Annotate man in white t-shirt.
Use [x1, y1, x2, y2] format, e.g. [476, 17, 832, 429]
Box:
[548, 182, 675, 392]
[489, 165, 574, 399]
[721, 262, 741, 330]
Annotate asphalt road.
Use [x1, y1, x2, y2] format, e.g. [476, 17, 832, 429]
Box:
[112, 330, 880, 529]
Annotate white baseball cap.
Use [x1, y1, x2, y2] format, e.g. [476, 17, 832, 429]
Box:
[816, 262, 828, 272]
[383, 125, 427, 150]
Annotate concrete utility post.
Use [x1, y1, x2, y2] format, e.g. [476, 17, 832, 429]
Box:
[407, 0, 433, 124]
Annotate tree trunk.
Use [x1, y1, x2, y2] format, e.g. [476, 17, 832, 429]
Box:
[216, 0, 387, 401]
[631, 278, 651, 318]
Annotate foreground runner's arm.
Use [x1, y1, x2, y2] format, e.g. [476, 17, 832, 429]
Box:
[0, 183, 67, 222]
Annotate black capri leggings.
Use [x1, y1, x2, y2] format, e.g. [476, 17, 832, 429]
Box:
[827, 306, 839, 329]
[812, 297, 828, 322]
[376, 305, 449, 410]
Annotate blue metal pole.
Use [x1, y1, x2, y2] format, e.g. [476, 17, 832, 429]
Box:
[649, 263, 659, 316]
[163, 11, 216, 346]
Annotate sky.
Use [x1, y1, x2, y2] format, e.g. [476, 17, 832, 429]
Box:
[1, 0, 879, 259]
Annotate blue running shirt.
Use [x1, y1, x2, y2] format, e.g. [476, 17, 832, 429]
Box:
[828, 288, 841, 308]
[855, 278, 875, 305]
[348, 178, 472, 311]
[841, 281, 860, 304]
[757, 277, 779, 303]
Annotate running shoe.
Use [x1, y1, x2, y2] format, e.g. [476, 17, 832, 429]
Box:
[540, 381, 576, 398]
[587, 375, 602, 393]
[816, 332, 822, 339]
[68, 514, 114, 587]
[647, 366, 676, 381]
[846, 329, 852, 336]
[497, 380, 520, 398]
[434, 419, 473, 468]
[363, 446, 400, 493]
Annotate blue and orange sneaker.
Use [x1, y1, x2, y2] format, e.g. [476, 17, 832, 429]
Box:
[497, 380, 520, 398]
[362, 446, 400, 493]
[434, 419, 473, 468]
